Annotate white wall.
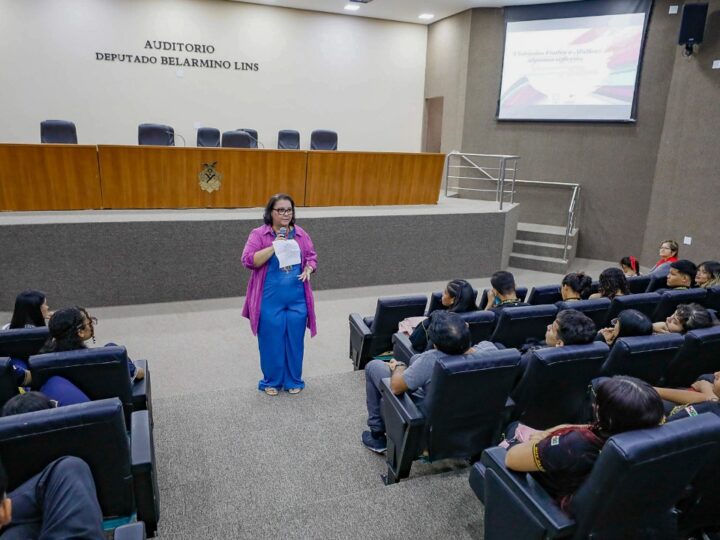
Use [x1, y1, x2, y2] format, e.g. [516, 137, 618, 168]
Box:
[0, 0, 427, 151]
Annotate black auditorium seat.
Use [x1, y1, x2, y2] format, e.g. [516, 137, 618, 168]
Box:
[664, 326, 720, 387]
[196, 127, 220, 147]
[138, 123, 175, 146]
[0, 398, 159, 536]
[604, 292, 661, 326]
[627, 274, 651, 294]
[652, 288, 708, 321]
[0, 326, 50, 361]
[221, 130, 253, 148]
[0, 359, 19, 410]
[510, 342, 609, 429]
[599, 334, 685, 385]
[488, 304, 557, 349]
[278, 129, 300, 149]
[349, 295, 427, 370]
[478, 287, 528, 310]
[379, 348, 520, 483]
[555, 298, 611, 329]
[526, 285, 562, 305]
[427, 288, 479, 315]
[703, 286, 720, 311]
[471, 414, 720, 540]
[40, 119, 78, 144]
[310, 129, 338, 150]
[391, 310, 497, 365]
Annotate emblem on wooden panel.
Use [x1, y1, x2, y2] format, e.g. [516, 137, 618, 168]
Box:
[198, 162, 222, 193]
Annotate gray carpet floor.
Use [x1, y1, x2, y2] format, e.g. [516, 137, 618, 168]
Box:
[1, 258, 614, 539]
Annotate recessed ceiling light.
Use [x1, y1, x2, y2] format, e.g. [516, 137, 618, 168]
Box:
[418, 13, 435, 20]
[344, 4, 360, 11]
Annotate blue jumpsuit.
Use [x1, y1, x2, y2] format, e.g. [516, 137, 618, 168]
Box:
[257, 231, 308, 391]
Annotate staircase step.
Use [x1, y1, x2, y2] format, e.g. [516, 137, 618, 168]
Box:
[509, 253, 570, 274]
[516, 222, 577, 245]
[513, 239, 572, 258]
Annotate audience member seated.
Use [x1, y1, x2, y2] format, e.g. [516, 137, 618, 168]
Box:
[589, 268, 629, 300]
[2, 290, 52, 331]
[516, 309, 597, 373]
[655, 259, 697, 292]
[361, 311, 494, 453]
[654, 372, 720, 420]
[40, 308, 145, 381]
[560, 272, 593, 301]
[696, 260, 720, 289]
[504, 376, 664, 513]
[409, 279, 476, 351]
[597, 309, 653, 346]
[650, 240, 679, 273]
[483, 271, 529, 311]
[620, 256, 641, 277]
[1, 391, 55, 417]
[0, 457, 105, 539]
[652, 303, 713, 335]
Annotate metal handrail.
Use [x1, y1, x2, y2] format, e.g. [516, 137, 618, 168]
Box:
[445, 152, 580, 262]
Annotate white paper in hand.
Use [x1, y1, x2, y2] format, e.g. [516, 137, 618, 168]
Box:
[273, 239, 301, 268]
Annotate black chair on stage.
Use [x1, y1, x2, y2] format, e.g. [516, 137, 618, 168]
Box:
[604, 292, 661, 326]
[196, 127, 220, 147]
[278, 129, 300, 149]
[471, 414, 720, 540]
[488, 304, 557, 349]
[391, 310, 497, 365]
[510, 342, 609, 429]
[664, 326, 720, 387]
[478, 287, 528, 310]
[221, 130, 253, 148]
[379, 348, 520, 484]
[40, 120, 78, 144]
[235, 128, 258, 147]
[0, 398, 159, 536]
[555, 298, 610, 329]
[526, 285, 562, 305]
[349, 296, 427, 370]
[138, 123, 174, 146]
[427, 288, 479, 315]
[310, 129, 338, 150]
[627, 274, 651, 294]
[599, 333, 684, 385]
[29, 346, 152, 425]
[652, 289, 708, 322]
[0, 327, 49, 361]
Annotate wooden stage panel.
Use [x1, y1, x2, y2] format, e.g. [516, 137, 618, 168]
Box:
[0, 144, 102, 211]
[98, 146, 308, 209]
[304, 151, 444, 206]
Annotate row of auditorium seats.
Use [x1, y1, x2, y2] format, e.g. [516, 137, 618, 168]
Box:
[348, 286, 720, 370]
[0, 326, 159, 537]
[38, 120, 339, 150]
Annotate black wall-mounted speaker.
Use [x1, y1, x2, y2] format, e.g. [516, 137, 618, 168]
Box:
[678, 3, 709, 45]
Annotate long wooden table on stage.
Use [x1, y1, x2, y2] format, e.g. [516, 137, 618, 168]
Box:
[0, 144, 102, 211]
[0, 144, 444, 210]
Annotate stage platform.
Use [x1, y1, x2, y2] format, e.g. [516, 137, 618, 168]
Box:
[0, 197, 519, 307]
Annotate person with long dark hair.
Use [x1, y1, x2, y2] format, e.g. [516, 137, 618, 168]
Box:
[589, 268, 629, 300]
[241, 193, 318, 396]
[597, 309, 653, 346]
[409, 279, 477, 351]
[2, 290, 51, 330]
[560, 272, 592, 301]
[620, 256, 641, 277]
[504, 376, 664, 512]
[696, 261, 720, 289]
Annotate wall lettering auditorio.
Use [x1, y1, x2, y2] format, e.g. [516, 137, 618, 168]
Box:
[95, 40, 259, 71]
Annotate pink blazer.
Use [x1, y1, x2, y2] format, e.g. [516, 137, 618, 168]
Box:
[241, 224, 318, 337]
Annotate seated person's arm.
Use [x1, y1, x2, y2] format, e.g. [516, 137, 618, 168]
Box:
[653, 322, 669, 334]
[388, 359, 408, 395]
[128, 360, 145, 381]
[505, 441, 542, 472]
[654, 384, 718, 404]
[588, 292, 601, 300]
[484, 289, 495, 311]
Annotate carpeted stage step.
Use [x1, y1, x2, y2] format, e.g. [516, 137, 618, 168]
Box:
[153, 369, 485, 539]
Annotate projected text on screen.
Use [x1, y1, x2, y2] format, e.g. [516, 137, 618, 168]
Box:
[498, 13, 646, 121]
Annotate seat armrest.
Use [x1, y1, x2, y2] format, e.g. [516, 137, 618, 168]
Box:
[481, 447, 576, 536]
[131, 411, 159, 537]
[114, 521, 147, 540]
[379, 377, 424, 425]
[391, 332, 415, 365]
[349, 313, 372, 336]
[132, 359, 149, 413]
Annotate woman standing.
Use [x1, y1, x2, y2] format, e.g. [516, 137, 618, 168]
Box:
[241, 194, 318, 396]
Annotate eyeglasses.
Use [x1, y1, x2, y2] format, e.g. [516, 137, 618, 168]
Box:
[610, 318, 618, 326]
[273, 208, 293, 215]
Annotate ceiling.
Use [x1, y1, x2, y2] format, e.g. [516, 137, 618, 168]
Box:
[229, 0, 580, 25]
